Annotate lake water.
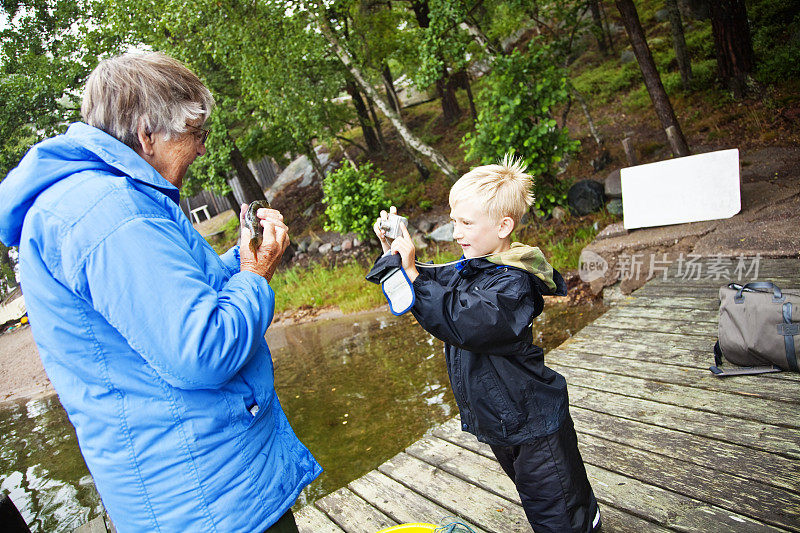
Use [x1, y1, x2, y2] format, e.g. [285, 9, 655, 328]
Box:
[0, 301, 605, 531]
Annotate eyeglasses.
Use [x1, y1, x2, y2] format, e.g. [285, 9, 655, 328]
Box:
[186, 124, 210, 144]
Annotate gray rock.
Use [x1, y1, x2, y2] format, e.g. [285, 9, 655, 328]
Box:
[604, 169, 622, 198]
[265, 146, 336, 203]
[551, 206, 568, 222]
[318, 242, 333, 255]
[341, 239, 353, 251]
[308, 240, 322, 254]
[427, 222, 454, 242]
[607, 198, 624, 216]
[620, 49, 636, 64]
[332, 245, 342, 253]
[596, 221, 627, 240]
[353, 237, 361, 247]
[416, 220, 434, 233]
[412, 234, 429, 250]
[568, 179, 605, 216]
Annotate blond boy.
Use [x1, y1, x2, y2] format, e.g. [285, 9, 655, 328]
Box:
[372, 155, 601, 532]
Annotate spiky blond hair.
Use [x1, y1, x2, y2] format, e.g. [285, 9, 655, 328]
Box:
[449, 153, 534, 224]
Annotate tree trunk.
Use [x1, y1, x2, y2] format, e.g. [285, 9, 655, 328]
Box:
[382, 64, 402, 114]
[316, 13, 458, 181]
[616, 0, 690, 157]
[229, 142, 268, 204]
[453, 69, 477, 122]
[225, 191, 238, 212]
[304, 143, 326, 182]
[708, 0, 753, 99]
[364, 94, 387, 150]
[346, 79, 381, 153]
[573, 88, 603, 146]
[588, 0, 610, 55]
[437, 65, 462, 125]
[666, 0, 692, 91]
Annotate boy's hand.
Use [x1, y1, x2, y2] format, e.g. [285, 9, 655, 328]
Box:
[373, 205, 397, 254]
[390, 221, 419, 282]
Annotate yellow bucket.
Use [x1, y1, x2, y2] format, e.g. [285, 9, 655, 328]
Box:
[376, 524, 438, 533]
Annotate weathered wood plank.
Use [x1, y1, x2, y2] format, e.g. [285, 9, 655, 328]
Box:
[566, 385, 800, 459]
[608, 305, 719, 323]
[296, 505, 346, 533]
[569, 406, 799, 493]
[349, 470, 487, 533]
[613, 295, 721, 310]
[378, 452, 532, 533]
[548, 348, 800, 404]
[406, 432, 676, 533]
[404, 435, 518, 501]
[562, 327, 800, 383]
[315, 488, 396, 533]
[577, 432, 800, 531]
[590, 314, 718, 336]
[551, 364, 800, 429]
[432, 419, 783, 533]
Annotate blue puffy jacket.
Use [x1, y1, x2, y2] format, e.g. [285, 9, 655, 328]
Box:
[0, 123, 322, 532]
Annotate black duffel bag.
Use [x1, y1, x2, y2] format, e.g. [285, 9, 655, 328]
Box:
[710, 282, 800, 377]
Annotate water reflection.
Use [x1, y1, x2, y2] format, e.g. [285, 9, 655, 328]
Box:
[0, 395, 103, 532]
[0, 301, 605, 530]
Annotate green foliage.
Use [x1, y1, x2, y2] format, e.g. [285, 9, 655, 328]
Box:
[323, 161, 388, 239]
[533, 177, 572, 218]
[0, 0, 117, 177]
[462, 44, 580, 183]
[748, 0, 800, 83]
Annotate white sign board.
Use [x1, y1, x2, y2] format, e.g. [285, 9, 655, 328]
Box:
[621, 148, 741, 229]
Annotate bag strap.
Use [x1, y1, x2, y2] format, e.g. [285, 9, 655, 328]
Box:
[710, 341, 783, 377]
[734, 281, 785, 304]
[782, 302, 799, 372]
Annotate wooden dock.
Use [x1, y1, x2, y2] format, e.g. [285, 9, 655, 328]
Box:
[296, 256, 800, 533]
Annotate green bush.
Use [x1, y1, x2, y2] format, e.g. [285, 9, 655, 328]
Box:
[322, 161, 388, 239]
[462, 44, 580, 183]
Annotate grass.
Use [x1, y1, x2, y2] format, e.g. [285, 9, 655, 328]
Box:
[269, 260, 386, 315]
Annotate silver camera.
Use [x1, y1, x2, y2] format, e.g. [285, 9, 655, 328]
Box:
[378, 213, 408, 239]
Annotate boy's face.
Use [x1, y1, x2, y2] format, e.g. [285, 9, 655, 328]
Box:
[450, 197, 513, 258]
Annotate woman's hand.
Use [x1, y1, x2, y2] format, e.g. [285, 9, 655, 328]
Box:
[373, 205, 397, 254]
[239, 203, 290, 282]
[390, 221, 419, 282]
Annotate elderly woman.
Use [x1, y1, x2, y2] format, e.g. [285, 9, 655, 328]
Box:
[0, 53, 320, 532]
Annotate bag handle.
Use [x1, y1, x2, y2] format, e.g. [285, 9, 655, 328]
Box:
[734, 281, 784, 304]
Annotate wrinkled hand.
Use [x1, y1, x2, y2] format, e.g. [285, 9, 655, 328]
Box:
[373, 205, 397, 254]
[239, 203, 290, 282]
[389, 220, 419, 282]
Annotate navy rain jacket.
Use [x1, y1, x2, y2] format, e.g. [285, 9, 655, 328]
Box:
[408, 244, 568, 445]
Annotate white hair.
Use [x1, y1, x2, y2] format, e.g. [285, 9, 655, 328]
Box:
[81, 52, 215, 150]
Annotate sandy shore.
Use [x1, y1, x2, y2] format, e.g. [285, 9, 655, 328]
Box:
[0, 325, 55, 404]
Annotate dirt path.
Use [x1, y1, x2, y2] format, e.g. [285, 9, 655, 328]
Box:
[0, 325, 54, 404]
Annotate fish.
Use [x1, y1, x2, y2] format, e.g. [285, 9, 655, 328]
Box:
[244, 200, 270, 255]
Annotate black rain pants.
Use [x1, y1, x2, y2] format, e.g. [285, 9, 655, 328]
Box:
[490, 414, 601, 533]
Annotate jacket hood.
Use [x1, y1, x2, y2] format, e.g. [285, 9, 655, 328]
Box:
[486, 242, 566, 295]
[0, 122, 179, 247]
